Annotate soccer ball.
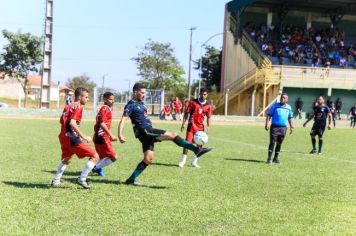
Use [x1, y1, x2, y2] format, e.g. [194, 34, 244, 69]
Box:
[193, 131, 208, 146]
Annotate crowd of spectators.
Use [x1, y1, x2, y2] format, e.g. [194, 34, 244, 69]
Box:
[244, 22, 356, 69]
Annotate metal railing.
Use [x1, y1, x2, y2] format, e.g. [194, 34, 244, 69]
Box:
[271, 65, 356, 88]
[241, 30, 272, 69]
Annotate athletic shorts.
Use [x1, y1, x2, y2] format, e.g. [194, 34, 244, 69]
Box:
[95, 141, 117, 159]
[59, 136, 96, 160]
[270, 125, 287, 141]
[185, 124, 204, 143]
[174, 109, 181, 114]
[137, 127, 166, 152]
[310, 124, 326, 137]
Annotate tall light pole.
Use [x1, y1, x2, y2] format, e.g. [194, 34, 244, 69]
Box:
[198, 32, 226, 93]
[126, 79, 131, 100]
[102, 74, 108, 93]
[187, 27, 196, 100]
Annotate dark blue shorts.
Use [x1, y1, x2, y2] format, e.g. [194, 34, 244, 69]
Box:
[270, 125, 287, 142]
[137, 127, 166, 152]
[310, 124, 326, 137]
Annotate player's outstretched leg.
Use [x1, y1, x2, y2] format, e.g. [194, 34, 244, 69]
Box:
[172, 135, 212, 157]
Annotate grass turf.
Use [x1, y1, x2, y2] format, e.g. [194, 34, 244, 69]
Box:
[0, 118, 355, 235]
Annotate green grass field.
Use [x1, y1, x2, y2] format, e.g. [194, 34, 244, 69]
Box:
[0, 118, 355, 235]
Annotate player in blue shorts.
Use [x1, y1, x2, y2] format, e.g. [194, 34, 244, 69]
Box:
[265, 93, 294, 164]
[118, 83, 212, 186]
[303, 96, 332, 154]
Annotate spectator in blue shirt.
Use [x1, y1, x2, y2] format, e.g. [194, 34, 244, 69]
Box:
[265, 93, 294, 164]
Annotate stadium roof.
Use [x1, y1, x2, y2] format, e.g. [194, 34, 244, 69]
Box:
[227, 0, 356, 15]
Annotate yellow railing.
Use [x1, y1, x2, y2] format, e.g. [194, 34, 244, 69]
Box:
[271, 65, 356, 88]
[241, 30, 271, 69]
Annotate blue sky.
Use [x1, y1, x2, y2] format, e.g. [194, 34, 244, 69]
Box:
[0, 0, 228, 91]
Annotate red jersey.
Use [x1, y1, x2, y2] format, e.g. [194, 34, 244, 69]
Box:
[172, 100, 183, 113]
[93, 105, 113, 144]
[186, 98, 212, 131]
[59, 102, 84, 146]
[164, 105, 171, 115]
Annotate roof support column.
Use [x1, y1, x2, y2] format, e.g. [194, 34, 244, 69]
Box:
[329, 9, 344, 33]
[267, 12, 273, 28]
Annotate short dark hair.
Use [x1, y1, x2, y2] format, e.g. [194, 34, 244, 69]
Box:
[103, 92, 114, 99]
[133, 82, 145, 92]
[200, 88, 208, 94]
[281, 92, 288, 97]
[74, 87, 88, 99]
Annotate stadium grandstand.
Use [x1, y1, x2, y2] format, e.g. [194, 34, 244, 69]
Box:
[217, 0, 356, 118]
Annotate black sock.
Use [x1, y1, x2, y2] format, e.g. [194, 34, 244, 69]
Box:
[274, 144, 281, 159]
[318, 140, 323, 152]
[268, 142, 274, 159]
[127, 161, 148, 181]
[312, 137, 316, 150]
[173, 136, 197, 152]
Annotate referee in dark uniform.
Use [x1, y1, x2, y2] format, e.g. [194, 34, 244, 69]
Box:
[118, 83, 212, 186]
[303, 96, 332, 154]
[265, 93, 294, 164]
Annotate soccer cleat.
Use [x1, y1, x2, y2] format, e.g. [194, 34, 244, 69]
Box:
[318, 151, 322, 155]
[309, 150, 317, 154]
[266, 158, 272, 164]
[178, 161, 185, 168]
[76, 177, 92, 189]
[92, 167, 105, 176]
[195, 147, 212, 158]
[51, 180, 64, 188]
[125, 179, 141, 186]
[273, 158, 280, 164]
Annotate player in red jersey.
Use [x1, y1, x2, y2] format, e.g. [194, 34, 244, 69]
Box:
[179, 88, 212, 168]
[51, 87, 99, 189]
[172, 96, 183, 120]
[91, 92, 118, 176]
[163, 103, 173, 120]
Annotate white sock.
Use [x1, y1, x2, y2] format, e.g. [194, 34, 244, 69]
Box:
[95, 157, 113, 169]
[79, 160, 95, 182]
[180, 154, 187, 163]
[192, 156, 198, 165]
[54, 162, 67, 182]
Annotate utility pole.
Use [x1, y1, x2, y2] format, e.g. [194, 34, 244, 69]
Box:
[40, 0, 53, 108]
[102, 74, 108, 93]
[187, 27, 196, 100]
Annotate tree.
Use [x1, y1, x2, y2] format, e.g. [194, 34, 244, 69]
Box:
[195, 46, 222, 92]
[66, 74, 96, 99]
[0, 30, 43, 108]
[132, 39, 186, 91]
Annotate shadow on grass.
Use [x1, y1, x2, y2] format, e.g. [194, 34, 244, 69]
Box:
[225, 158, 265, 163]
[3, 181, 50, 189]
[43, 170, 82, 176]
[151, 162, 179, 167]
[63, 178, 168, 189]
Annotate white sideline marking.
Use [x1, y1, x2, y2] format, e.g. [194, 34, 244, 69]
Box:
[210, 137, 356, 165]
